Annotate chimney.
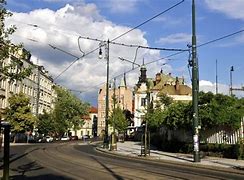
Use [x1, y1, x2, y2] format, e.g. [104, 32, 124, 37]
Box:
[155, 73, 161, 84]
[175, 77, 180, 91]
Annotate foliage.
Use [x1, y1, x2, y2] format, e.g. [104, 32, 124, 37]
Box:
[199, 92, 244, 130]
[109, 106, 127, 133]
[0, 0, 32, 82]
[52, 86, 89, 135]
[146, 92, 244, 132]
[3, 92, 37, 133]
[123, 109, 134, 125]
[36, 110, 55, 136]
[156, 92, 173, 108]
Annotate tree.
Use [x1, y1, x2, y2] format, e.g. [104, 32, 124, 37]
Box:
[109, 106, 127, 133]
[146, 93, 173, 131]
[3, 92, 37, 134]
[52, 86, 89, 136]
[36, 110, 55, 136]
[0, 0, 32, 82]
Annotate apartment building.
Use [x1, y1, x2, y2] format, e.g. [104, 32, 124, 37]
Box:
[0, 48, 56, 116]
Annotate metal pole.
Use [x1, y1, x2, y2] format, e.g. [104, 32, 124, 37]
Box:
[216, 59, 218, 94]
[192, 0, 200, 162]
[230, 66, 234, 96]
[104, 40, 109, 148]
[3, 123, 10, 180]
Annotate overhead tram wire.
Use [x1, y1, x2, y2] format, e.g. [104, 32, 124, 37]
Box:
[51, 0, 185, 80]
[77, 28, 244, 94]
[110, 0, 185, 42]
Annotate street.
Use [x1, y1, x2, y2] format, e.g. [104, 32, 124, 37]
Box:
[1, 142, 244, 179]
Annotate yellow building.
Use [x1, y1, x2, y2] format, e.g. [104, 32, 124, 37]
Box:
[97, 74, 133, 136]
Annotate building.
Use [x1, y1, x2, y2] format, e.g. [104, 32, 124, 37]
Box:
[0, 48, 57, 117]
[97, 74, 133, 136]
[69, 106, 98, 139]
[134, 64, 192, 128]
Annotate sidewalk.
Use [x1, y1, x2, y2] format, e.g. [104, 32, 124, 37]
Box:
[97, 141, 244, 171]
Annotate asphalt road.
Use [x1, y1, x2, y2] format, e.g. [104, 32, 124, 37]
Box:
[1, 141, 244, 179]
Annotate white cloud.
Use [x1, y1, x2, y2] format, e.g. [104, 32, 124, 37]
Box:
[199, 80, 229, 95]
[105, 0, 140, 13]
[6, 2, 163, 105]
[205, 0, 244, 20]
[156, 33, 191, 45]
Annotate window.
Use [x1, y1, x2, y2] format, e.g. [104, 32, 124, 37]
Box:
[141, 98, 147, 107]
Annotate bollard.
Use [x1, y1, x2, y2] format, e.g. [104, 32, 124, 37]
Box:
[2, 122, 10, 180]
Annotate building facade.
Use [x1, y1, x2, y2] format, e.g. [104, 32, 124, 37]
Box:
[97, 75, 133, 136]
[0, 48, 56, 117]
[134, 65, 192, 128]
[69, 106, 98, 139]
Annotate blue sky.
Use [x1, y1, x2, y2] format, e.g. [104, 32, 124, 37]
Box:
[5, 0, 244, 105]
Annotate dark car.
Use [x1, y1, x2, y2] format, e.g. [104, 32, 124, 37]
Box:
[70, 136, 78, 140]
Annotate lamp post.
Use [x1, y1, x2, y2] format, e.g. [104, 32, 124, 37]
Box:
[99, 40, 110, 149]
[192, 0, 200, 162]
[230, 66, 234, 96]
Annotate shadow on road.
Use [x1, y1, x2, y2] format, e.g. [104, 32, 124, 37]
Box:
[0, 148, 40, 169]
[91, 156, 124, 180]
[10, 174, 73, 180]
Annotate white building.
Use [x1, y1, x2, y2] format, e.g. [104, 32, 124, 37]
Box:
[0, 48, 56, 116]
[133, 65, 192, 128]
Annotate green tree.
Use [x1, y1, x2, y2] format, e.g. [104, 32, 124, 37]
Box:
[52, 86, 89, 136]
[0, 0, 32, 82]
[146, 93, 173, 131]
[3, 92, 37, 133]
[109, 106, 127, 133]
[36, 110, 55, 136]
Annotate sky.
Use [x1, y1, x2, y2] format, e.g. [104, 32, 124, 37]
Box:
[4, 0, 244, 106]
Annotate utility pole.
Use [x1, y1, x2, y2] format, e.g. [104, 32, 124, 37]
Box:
[105, 40, 110, 148]
[192, 0, 200, 162]
[230, 66, 234, 96]
[216, 59, 218, 94]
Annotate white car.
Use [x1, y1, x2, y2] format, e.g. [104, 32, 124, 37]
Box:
[46, 136, 54, 142]
[61, 136, 69, 141]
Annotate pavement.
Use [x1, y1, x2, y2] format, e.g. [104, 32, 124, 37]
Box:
[96, 141, 244, 171]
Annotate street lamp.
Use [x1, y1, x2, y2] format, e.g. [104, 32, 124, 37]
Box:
[230, 66, 234, 96]
[99, 40, 110, 149]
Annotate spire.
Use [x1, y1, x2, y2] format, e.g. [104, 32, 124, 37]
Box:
[139, 58, 147, 83]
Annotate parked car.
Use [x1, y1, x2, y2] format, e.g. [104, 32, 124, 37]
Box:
[82, 135, 90, 140]
[70, 136, 78, 140]
[45, 136, 54, 142]
[61, 136, 70, 141]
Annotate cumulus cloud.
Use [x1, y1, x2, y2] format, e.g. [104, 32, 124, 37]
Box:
[6, 2, 163, 105]
[205, 0, 244, 20]
[199, 80, 229, 95]
[156, 33, 191, 45]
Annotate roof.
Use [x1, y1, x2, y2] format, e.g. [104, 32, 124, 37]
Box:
[157, 84, 192, 95]
[89, 106, 98, 113]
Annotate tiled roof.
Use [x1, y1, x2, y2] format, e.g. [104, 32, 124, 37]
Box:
[158, 84, 192, 95]
[89, 106, 98, 113]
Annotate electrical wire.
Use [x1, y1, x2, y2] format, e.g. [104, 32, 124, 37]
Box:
[110, 0, 185, 42]
[53, 0, 185, 80]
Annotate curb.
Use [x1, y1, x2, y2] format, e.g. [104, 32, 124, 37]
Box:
[95, 146, 244, 176]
